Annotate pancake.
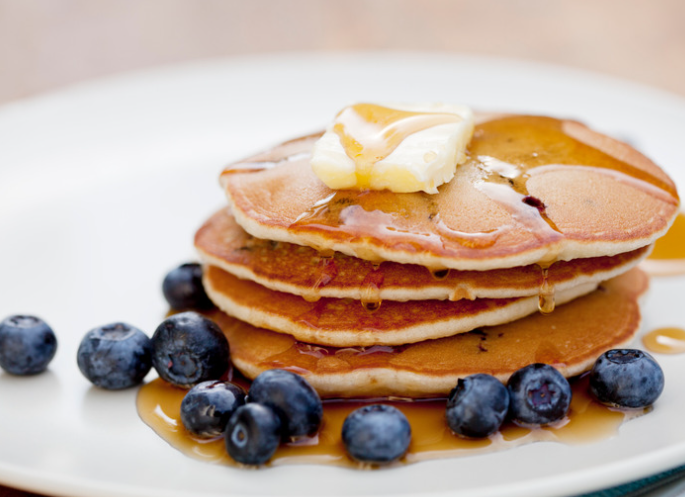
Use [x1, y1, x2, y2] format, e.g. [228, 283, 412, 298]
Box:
[203, 264, 599, 346]
[221, 115, 679, 271]
[196, 208, 650, 302]
[210, 267, 648, 398]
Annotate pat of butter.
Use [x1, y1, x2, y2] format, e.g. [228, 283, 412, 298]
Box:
[311, 103, 474, 194]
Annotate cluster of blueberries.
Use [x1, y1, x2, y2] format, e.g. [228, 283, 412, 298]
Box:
[0, 262, 667, 467]
[80, 263, 411, 465]
[446, 352, 665, 440]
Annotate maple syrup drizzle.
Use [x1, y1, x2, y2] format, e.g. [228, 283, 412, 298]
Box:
[312, 256, 338, 290]
[301, 294, 322, 303]
[303, 251, 340, 303]
[295, 300, 326, 329]
[472, 117, 676, 197]
[261, 343, 399, 375]
[473, 155, 561, 242]
[433, 214, 502, 249]
[333, 104, 461, 187]
[649, 212, 685, 260]
[538, 266, 556, 314]
[448, 285, 474, 301]
[137, 374, 645, 468]
[643, 327, 685, 354]
[221, 134, 321, 176]
[322, 116, 676, 311]
[430, 268, 451, 280]
[360, 266, 384, 311]
[287, 116, 677, 288]
[641, 212, 685, 275]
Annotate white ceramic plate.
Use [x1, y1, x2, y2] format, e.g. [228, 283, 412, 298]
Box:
[1, 52, 685, 497]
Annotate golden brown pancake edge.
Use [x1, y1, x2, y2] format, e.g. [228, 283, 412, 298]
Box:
[208, 268, 649, 398]
[203, 264, 599, 347]
[196, 208, 651, 302]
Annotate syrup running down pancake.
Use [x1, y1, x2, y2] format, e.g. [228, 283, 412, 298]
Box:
[211, 268, 648, 398]
[221, 116, 679, 270]
[198, 110, 673, 397]
[196, 208, 650, 302]
[203, 264, 599, 347]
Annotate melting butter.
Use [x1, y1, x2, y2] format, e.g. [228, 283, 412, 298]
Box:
[311, 103, 474, 193]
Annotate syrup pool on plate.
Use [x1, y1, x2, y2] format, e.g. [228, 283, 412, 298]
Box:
[137, 374, 646, 468]
[643, 327, 685, 354]
[639, 212, 685, 353]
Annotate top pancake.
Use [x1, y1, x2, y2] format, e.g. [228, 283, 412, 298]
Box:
[221, 115, 679, 270]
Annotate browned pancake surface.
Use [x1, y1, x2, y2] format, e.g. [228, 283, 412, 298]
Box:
[204, 264, 597, 346]
[210, 268, 648, 398]
[196, 208, 649, 301]
[221, 116, 678, 270]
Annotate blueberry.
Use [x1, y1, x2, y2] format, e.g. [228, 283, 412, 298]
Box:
[151, 312, 230, 388]
[246, 369, 322, 441]
[180, 381, 246, 437]
[225, 403, 282, 466]
[507, 363, 571, 426]
[77, 322, 152, 389]
[162, 263, 213, 310]
[446, 374, 510, 438]
[589, 349, 664, 408]
[342, 404, 411, 465]
[0, 315, 57, 375]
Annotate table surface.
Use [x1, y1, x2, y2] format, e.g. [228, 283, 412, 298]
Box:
[1, 1, 684, 496]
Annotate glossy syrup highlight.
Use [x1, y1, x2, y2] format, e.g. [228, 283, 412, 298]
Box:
[643, 327, 685, 354]
[360, 266, 384, 311]
[538, 266, 556, 314]
[649, 212, 685, 260]
[292, 116, 678, 243]
[287, 116, 678, 310]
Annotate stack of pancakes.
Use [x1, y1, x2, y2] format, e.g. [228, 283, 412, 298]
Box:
[195, 114, 679, 398]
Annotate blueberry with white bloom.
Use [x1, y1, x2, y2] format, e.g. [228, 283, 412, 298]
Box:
[590, 349, 664, 408]
[342, 404, 411, 464]
[507, 363, 571, 426]
[0, 315, 57, 375]
[446, 373, 510, 438]
[77, 322, 152, 389]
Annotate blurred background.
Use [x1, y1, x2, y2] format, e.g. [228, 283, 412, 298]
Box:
[1, 0, 684, 106]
